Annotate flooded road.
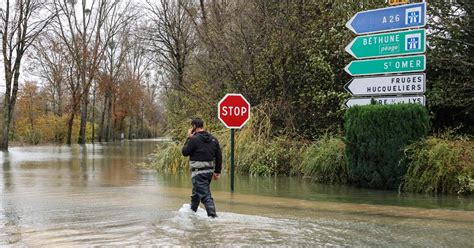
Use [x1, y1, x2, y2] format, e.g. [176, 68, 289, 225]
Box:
[1, 140, 473, 246]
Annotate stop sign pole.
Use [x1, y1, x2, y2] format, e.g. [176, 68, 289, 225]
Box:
[218, 93, 251, 192]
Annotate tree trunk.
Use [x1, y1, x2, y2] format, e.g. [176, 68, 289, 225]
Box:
[66, 112, 75, 145]
[1, 109, 11, 150]
[128, 117, 133, 140]
[135, 117, 140, 139]
[56, 81, 63, 116]
[1, 63, 22, 150]
[91, 84, 96, 144]
[113, 118, 117, 141]
[98, 94, 108, 142]
[105, 93, 113, 142]
[78, 95, 89, 144]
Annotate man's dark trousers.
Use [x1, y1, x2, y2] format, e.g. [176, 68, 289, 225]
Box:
[191, 172, 217, 217]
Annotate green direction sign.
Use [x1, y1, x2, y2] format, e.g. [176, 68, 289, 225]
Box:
[344, 55, 425, 76]
[345, 29, 426, 59]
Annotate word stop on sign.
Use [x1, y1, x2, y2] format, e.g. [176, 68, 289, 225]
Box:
[221, 106, 248, 116]
[218, 93, 251, 129]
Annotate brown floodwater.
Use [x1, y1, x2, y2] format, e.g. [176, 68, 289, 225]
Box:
[1, 139, 473, 246]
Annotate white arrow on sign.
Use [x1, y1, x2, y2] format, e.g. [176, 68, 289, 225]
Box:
[344, 73, 425, 96]
[345, 95, 425, 108]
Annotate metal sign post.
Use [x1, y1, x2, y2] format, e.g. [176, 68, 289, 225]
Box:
[230, 129, 235, 192]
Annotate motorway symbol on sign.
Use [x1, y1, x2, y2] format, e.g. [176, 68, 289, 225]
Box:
[344, 55, 425, 76]
[344, 73, 425, 96]
[389, 0, 409, 6]
[218, 93, 251, 129]
[345, 29, 426, 59]
[346, 2, 426, 35]
[345, 95, 425, 107]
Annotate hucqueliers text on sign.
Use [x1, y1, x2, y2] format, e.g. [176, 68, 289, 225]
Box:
[345, 74, 425, 96]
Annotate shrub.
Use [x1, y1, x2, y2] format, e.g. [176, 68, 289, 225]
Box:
[217, 114, 269, 175]
[345, 104, 429, 189]
[13, 113, 92, 144]
[402, 136, 474, 194]
[25, 128, 42, 145]
[302, 135, 347, 184]
[248, 136, 305, 176]
[219, 108, 305, 176]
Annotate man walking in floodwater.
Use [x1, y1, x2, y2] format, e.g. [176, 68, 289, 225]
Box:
[182, 118, 222, 218]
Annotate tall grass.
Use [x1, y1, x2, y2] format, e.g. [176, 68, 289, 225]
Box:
[301, 135, 347, 184]
[150, 142, 189, 173]
[402, 135, 474, 194]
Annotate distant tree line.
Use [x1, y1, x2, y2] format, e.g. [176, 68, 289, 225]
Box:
[1, 0, 165, 148]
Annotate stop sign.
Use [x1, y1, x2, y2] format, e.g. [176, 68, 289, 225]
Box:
[218, 93, 251, 129]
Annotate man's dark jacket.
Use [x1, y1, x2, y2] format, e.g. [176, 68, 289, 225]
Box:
[182, 131, 222, 173]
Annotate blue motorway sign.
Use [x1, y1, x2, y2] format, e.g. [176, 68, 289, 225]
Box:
[346, 2, 426, 35]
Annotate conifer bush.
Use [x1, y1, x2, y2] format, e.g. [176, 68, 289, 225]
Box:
[345, 104, 429, 189]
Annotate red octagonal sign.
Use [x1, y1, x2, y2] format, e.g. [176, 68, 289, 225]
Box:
[218, 93, 251, 129]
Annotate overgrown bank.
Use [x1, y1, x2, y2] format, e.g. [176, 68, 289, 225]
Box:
[149, 105, 473, 195]
[149, 128, 473, 195]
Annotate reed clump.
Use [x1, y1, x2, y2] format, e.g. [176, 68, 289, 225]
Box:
[150, 142, 189, 173]
[301, 135, 347, 184]
[402, 133, 474, 195]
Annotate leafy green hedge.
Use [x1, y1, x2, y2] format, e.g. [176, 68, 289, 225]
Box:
[345, 104, 429, 189]
[402, 136, 474, 194]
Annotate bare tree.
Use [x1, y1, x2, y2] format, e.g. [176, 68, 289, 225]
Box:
[29, 32, 70, 116]
[53, 0, 135, 144]
[124, 24, 153, 140]
[98, 24, 130, 142]
[0, 0, 54, 150]
[145, 0, 196, 92]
